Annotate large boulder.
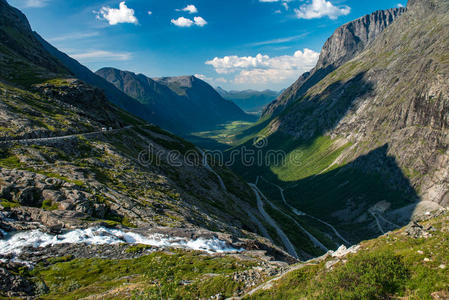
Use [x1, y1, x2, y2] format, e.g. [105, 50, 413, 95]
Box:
[15, 187, 42, 207]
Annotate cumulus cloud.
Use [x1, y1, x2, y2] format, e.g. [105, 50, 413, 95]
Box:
[171, 16, 194, 27]
[171, 16, 207, 27]
[206, 49, 319, 84]
[68, 50, 132, 62]
[193, 16, 207, 27]
[194, 74, 209, 80]
[177, 4, 198, 14]
[294, 0, 350, 20]
[397, 3, 404, 8]
[96, 2, 138, 25]
[194, 74, 227, 85]
[148, 11, 153, 15]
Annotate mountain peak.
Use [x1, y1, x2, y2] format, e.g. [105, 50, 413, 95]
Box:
[262, 6, 406, 117]
[316, 7, 406, 69]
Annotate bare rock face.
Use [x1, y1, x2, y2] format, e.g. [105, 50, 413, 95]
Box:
[316, 8, 406, 69]
[268, 0, 449, 206]
[263, 7, 405, 117]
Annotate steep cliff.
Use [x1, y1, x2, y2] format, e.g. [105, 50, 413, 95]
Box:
[229, 0, 448, 246]
[263, 7, 406, 117]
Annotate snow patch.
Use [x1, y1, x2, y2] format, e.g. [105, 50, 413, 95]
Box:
[0, 227, 242, 256]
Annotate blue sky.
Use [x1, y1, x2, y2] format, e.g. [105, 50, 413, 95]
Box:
[10, 0, 405, 90]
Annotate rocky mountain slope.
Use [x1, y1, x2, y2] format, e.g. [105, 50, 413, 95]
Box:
[96, 68, 255, 134]
[216, 87, 280, 114]
[0, 0, 299, 297]
[34, 35, 162, 130]
[229, 0, 448, 248]
[0, 0, 70, 86]
[263, 7, 406, 117]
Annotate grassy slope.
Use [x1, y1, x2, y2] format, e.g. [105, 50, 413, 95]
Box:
[248, 213, 449, 300]
[23, 249, 260, 299]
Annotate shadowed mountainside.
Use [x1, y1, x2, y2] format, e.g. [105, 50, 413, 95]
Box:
[228, 0, 448, 251]
[96, 68, 255, 134]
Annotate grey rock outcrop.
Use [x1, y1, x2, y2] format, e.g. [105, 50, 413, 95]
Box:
[263, 7, 406, 117]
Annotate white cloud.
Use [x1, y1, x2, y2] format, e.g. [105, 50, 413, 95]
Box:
[215, 77, 228, 84]
[148, 11, 153, 15]
[248, 34, 308, 47]
[194, 74, 209, 81]
[48, 32, 99, 42]
[68, 50, 132, 62]
[12, 0, 50, 8]
[397, 3, 404, 8]
[177, 4, 198, 14]
[235, 69, 299, 85]
[194, 74, 227, 85]
[282, 2, 289, 10]
[171, 16, 194, 27]
[171, 16, 207, 27]
[194, 16, 207, 27]
[206, 49, 319, 84]
[25, 0, 50, 7]
[96, 2, 138, 25]
[259, 0, 291, 4]
[294, 0, 350, 20]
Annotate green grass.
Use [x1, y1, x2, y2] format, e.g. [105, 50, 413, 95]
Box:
[248, 214, 449, 300]
[271, 135, 350, 182]
[0, 199, 21, 209]
[28, 249, 257, 299]
[0, 154, 22, 168]
[191, 121, 256, 147]
[42, 199, 59, 211]
[43, 78, 73, 87]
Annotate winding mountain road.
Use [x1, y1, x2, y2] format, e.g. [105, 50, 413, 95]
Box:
[259, 176, 349, 246]
[369, 210, 385, 234]
[369, 210, 401, 234]
[253, 182, 329, 253]
[0, 125, 134, 145]
[249, 183, 299, 259]
[196, 147, 227, 191]
[196, 148, 274, 243]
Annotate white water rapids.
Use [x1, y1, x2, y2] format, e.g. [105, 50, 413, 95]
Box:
[0, 226, 242, 256]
